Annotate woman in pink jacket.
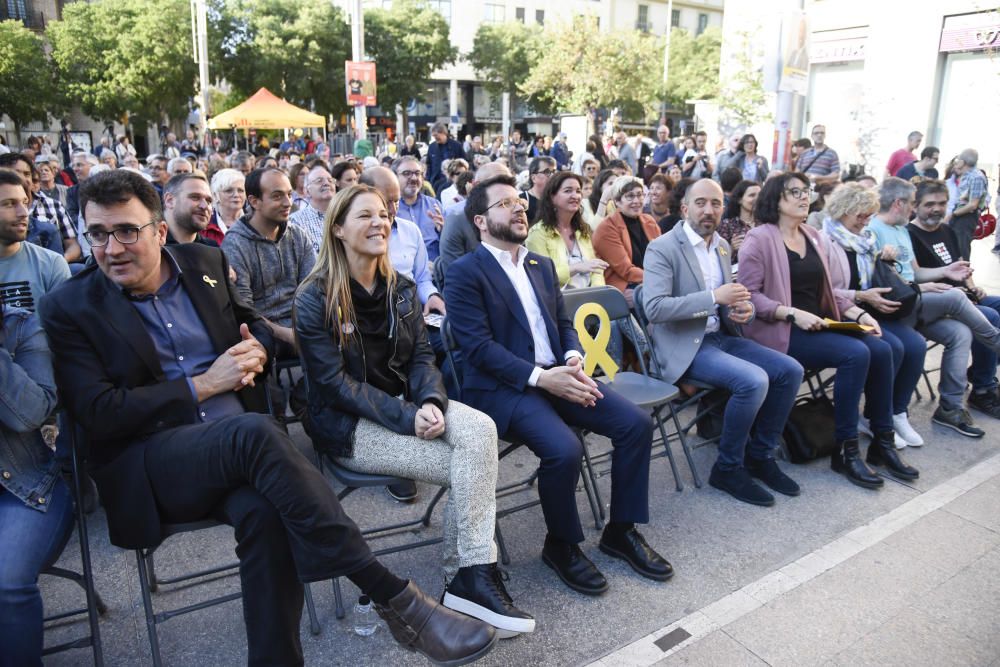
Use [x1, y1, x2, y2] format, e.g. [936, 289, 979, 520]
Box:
[739, 172, 918, 489]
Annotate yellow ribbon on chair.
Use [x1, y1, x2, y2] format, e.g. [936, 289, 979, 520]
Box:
[573, 302, 619, 380]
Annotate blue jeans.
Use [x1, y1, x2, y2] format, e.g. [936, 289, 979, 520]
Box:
[879, 322, 928, 415]
[970, 296, 1000, 391]
[684, 333, 804, 469]
[0, 479, 74, 667]
[786, 328, 895, 442]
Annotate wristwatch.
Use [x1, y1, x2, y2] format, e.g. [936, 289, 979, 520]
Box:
[784, 311, 796, 324]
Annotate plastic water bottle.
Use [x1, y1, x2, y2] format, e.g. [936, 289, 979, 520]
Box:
[353, 595, 378, 636]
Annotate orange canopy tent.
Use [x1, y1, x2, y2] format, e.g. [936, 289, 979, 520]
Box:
[207, 87, 325, 130]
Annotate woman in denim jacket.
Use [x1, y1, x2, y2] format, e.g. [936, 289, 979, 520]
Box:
[0, 306, 73, 665]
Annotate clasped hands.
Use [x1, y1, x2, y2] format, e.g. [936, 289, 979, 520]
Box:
[192, 323, 267, 400]
[713, 282, 754, 324]
[537, 356, 604, 407]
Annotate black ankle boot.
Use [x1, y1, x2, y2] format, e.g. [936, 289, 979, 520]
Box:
[831, 438, 883, 489]
[867, 432, 919, 480]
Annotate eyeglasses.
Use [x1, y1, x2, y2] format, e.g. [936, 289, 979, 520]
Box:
[620, 191, 644, 202]
[534, 169, 556, 176]
[783, 187, 813, 200]
[84, 222, 156, 247]
[486, 197, 526, 212]
[398, 169, 423, 179]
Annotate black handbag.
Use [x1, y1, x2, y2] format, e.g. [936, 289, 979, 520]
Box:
[863, 259, 920, 321]
[781, 395, 838, 463]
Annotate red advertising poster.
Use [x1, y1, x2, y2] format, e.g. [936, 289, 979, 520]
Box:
[345, 61, 377, 107]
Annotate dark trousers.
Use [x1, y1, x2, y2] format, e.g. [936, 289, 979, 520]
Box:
[142, 413, 373, 666]
[970, 296, 1000, 391]
[787, 328, 895, 441]
[503, 385, 653, 544]
[683, 332, 804, 469]
[879, 322, 929, 414]
[950, 212, 978, 260]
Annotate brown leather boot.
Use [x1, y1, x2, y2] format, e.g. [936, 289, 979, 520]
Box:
[374, 580, 497, 666]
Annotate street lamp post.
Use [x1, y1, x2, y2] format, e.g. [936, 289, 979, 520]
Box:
[350, 0, 367, 142]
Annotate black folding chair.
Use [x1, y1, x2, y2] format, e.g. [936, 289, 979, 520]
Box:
[561, 286, 685, 494]
[42, 421, 106, 665]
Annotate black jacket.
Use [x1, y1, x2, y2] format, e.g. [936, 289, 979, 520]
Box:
[294, 273, 447, 457]
[37, 244, 274, 548]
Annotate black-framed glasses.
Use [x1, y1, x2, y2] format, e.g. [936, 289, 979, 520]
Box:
[486, 197, 526, 212]
[84, 221, 156, 247]
[783, 187, 813, 200]
[534, 168, 556, 176]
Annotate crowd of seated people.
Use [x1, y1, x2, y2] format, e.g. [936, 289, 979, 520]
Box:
[3, 122, 999, 665]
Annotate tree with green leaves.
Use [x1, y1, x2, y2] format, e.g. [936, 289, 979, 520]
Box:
[0, 20, 61, 144]
[48, 0, 197, 126]
[717, 30, 768, 128]
[468, 21, 544, 103]
[521, 17, 665, 119]
[663, 27, 722, 108]
[363, 0, 456, 120]
[208, 0, 351, 119]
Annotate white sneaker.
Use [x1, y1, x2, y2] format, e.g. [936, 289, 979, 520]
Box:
[893, 413, 924, 447]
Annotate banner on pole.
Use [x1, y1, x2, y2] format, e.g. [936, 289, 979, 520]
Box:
[345, 61, 377, 107]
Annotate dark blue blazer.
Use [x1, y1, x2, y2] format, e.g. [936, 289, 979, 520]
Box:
[444, 244, 580, 434]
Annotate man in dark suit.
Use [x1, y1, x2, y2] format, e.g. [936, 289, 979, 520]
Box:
[38, 170, 496, 666]
[445, 175, 672, 596]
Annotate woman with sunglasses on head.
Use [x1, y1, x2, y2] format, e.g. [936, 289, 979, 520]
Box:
[593, 177, 661, 310]
[294, 185, 534, 639]
[739, 172, 918, 489]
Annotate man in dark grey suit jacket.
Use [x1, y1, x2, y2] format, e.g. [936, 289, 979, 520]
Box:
[435, 162, 511, 289]
[642, 179, 804, 507]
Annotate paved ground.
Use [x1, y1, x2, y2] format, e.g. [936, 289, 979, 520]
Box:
[41, 239, 1000, 666]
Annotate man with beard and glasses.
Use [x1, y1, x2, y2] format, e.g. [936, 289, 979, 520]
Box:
[0, 171, 70, 311]
[289, 163, 336, 253]
[907, 179, 1000, 419]
[642, 179, 804, 506]
[445, 174, 672, 597]
[163, 174, 218, 247]
[394, 156, 444, 261]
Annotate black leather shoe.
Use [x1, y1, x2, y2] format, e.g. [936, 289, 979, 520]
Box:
[831, 438, 883, 489]
[746, 457, 801, 496]
[387, 479, 418, 503]
[708, 465, 775, 507]
[541, 535, 609, 595]
[443, 564, 535, 638]
[599, 525, 674, 581]
[866, 432, 919, 481]
[375, 580, 497, 666]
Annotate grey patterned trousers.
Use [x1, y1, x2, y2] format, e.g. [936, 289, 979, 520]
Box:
[335, 401, 499, 581]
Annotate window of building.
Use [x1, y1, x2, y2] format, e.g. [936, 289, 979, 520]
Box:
[671, 9, 680, 28]
[697, 13, 709, 35]
[426, 0, 451, 24]
[484, 2, 505, 24]
[515, 6, 524, 22]
[536, 9, 544, 25]
[5, 0, 28, 20]
[636, 4, 649, 32]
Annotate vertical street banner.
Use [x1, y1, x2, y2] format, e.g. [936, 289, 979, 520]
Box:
[345, 61, 377, 107]
[778, 11, 810, 95]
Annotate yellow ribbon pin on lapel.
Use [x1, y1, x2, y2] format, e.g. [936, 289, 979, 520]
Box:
[203, 275, 218, 287]
[573, 302, 619, 379]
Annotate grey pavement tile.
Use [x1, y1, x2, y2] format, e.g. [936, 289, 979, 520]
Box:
[654, 630, 769, 667]
[876, 508, 1000, 575]
[941, 475, 1000, 534]
[829, 606, 997, 667]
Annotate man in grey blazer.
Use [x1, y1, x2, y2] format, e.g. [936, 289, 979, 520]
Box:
[642, 179, 804, 507]
[435, 162, 512, 289]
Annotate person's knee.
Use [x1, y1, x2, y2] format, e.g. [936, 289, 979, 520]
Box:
[545, 436, 584, 471]
[231, 413, 294, 456]
[734, 365, 769, 404]
[944, 323, 973, 351]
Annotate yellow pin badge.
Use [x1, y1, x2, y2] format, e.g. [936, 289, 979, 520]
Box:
[202, 275, 218, 287]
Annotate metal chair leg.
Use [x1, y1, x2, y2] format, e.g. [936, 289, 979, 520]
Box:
[578, 459, 604, 531]
[495, 520, 510, 565]
[652, 406, 683, 492]
[422, 487, 448, 526]
[70, 440, 105, 666]
[670, 405, 703, 488]
[144, 549, 159, 592]
[304, 583, 321, 635]
[332, 577, 346, 620]
[135, 550, 164, 667]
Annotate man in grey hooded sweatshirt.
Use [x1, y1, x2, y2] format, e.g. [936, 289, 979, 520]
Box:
[221, 167, 316, 359]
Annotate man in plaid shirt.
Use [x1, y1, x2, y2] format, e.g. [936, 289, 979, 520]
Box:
[950, 148, 988, 259]
[0, 152, 82, 262]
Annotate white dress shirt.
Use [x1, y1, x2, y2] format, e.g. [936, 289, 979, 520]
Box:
[482, 242, 580, 386]
[682, 220, 724, 333]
